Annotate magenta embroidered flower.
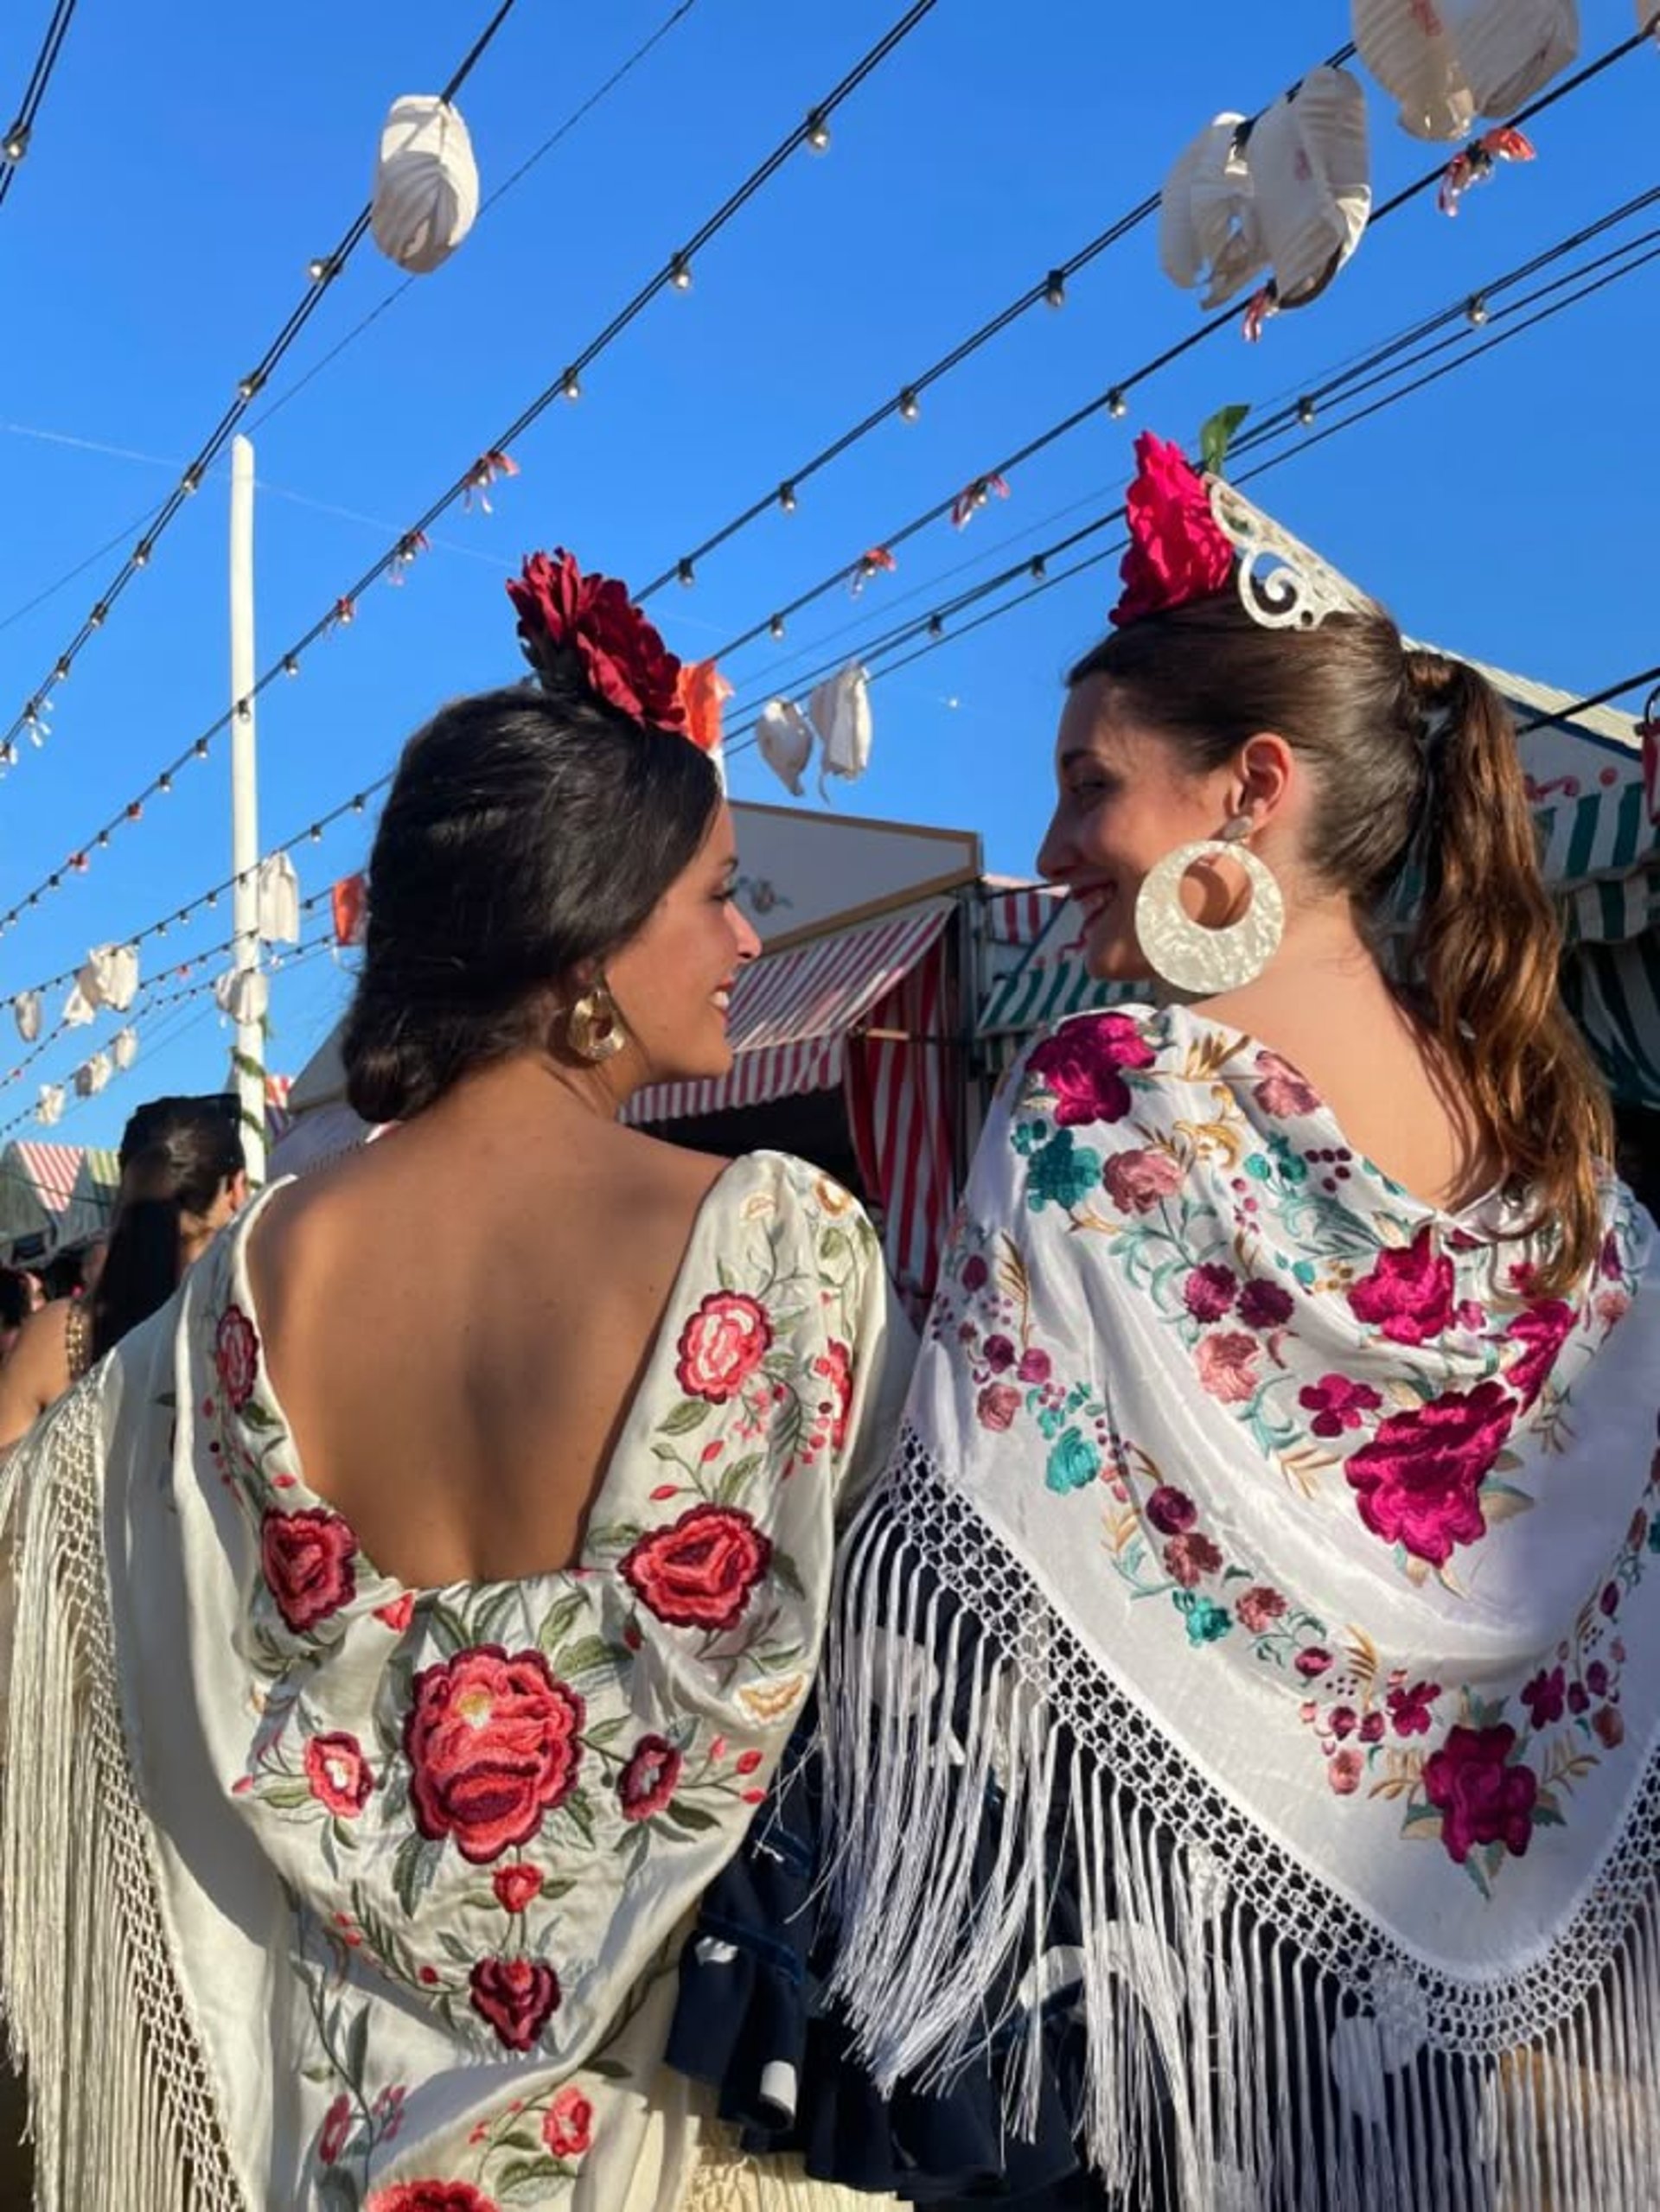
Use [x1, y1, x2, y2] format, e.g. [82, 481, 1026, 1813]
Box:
[1183, 1264, 1238, 1322]
[1328, 1749, 1364, 1795]
[469, 1956, 561, 2051]
[1236, 1278, 1294, 1329]
[492, 1864, 544, 1915]
[621, 1504, 772, 1631]
[1163, 1531, 1223, 1589]
[1504, 1299, 1575, 1408]
[1195, 1330, 1260, 1405]
[1359, 1711, 1385, 1744]
[976, 1382, 1023, 1432]
[405, 1648, 584, 1864]
[320, 2093, 353, 2165]
[1101, 1147, 1184, 1214]
[1600, 1581, 1620, 1619]
[982, 1335, 1017, 1372]
[1600, 1229, 1624, 1281]
[1344, 1380, 1516, 1566]
[1026, 1014, 1156, 1126]
[1587, 1659, 1610, 1697]
[1422, 1723, 1537, 1865]
[1016, 1347, 1052, 1385]
[1235, 1585, 1286, 1633]
[1145, 1485, 1197, 1536]
[1252, 1051, 1321, 1119]
[1299, 1374, 1382, 1440]
[1346, 1227, 1455, 1347]
[675, 1292, 773, 1403]
[1296, 1646, 1334, 1680]
[960, 1254, 989, 1292]
[215, 1304, 260, 1411]
[1386, 1680, 1441, 1737]
[1328, 1705, 1357, 1740]
[543, 2083, 595, 2160]
[303, 1731, 374, 1818]
[815, 1341, 853, 1451]
[260, 1508, 359, 1633]
[366, 2186, 498, 2212]
[1521, 1666, 1566, 1730]
[616, 1735, 683, 1822]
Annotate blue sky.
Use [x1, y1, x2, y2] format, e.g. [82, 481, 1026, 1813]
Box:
[1, 0, 1655, 1148]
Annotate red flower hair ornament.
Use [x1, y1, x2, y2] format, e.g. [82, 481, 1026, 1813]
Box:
[1110, 434, 1235, 628]
[508, 549, 726, 754]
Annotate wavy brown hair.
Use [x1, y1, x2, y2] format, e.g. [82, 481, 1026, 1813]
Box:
[1069, 592, 1612, 1296]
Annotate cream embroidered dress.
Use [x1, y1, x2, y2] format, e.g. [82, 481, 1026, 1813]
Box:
[0, 1151, 910, 2211]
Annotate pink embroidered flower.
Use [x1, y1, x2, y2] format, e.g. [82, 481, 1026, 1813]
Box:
[1163, 1531, 1223, 1589]
[1235, 1585, 1286, 1633]
[1346, 1228, 1455, 1347]
[215, 1304, 260, 1410]
[982, 1335, 1017, 1372]
[621, 1504, 771, 1631]
[735, 1748, 764, 1775]
[260, 1508, 359, 1633]
[1017, 1348, 1052, 1385]
[1599, 1229, 1625, 1281]
[1504, 1299, 1575, 1407]
[1253, 1051, 1321, 1119]
[1344, 1380, 1516, 1566]
[960, 1254, 989, 1292]
[1586, 1659, 1609, 1696]
[543, 2083, 595, 2161]
[675, 1293, 773, 1403]
[320, 2093, 353, 2164]
[616, 1735, 683, 1822]
[1296, 1646, 1333, 1680]
[405, 1648, 584, 1864]
[1236, 1278, 1294, 1329]
[1521, 1666, 1565, 1730]
[1109, 433, 1234, 628]
[373, 2086, 407, 2143]
[1359, 1711, 1385, 1744]
[1386, 1680, 1441, 1737]
[367, 2189, 501, 2212]
[1422, 1723, 1537, 1865]
[492, 1865, 544, 1915]
[469, 1956, 561, 2051]
[1026, 1014, 1156, 1126]
[816, 1342, 853, 1451]
[1102, 1148, 1184, 1214]
[1328, 1749, 1364, 1795]
[1195, 1330, 1260, 1405]
[1328, 1705, 1357, 1740]
[1145, 1486, 1197, 1536]
[1299, 1374, 1382, 1439]
[976, 1383, 1022, 1432]
[1593, 1705, 1625, 1750]
[1183, 1264, 1238, 1323]
[375, 1592, 415, 1633]
[1598, 1290, 1632, 1329]
[304, 1731, 374, 1818]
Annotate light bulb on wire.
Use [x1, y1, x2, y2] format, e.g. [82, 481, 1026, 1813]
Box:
[804, 109, 831, 152]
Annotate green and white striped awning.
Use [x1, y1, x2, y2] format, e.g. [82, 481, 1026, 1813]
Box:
[1563, 934, 1660, 1110]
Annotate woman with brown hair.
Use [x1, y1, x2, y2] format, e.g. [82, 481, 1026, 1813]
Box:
[804, 436, 1660, 2207]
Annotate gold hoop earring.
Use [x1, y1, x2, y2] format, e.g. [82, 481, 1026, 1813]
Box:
[565, 982, 627, 1064]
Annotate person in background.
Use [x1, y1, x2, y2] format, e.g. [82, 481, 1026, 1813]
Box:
[0, 1097, 246, 1450]
[0, 1273, 30, 1366]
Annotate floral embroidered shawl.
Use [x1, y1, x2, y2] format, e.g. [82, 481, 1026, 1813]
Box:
[0, 1151, 910, 2211]
[821, 1005, 1660, 2209]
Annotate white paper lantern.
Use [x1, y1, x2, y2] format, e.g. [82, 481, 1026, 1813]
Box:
[1159, 116, 1268, 309]
[36, 1083, 63, 1127]
[371, 96, 480, 276]
[1452, 0, 1578, 115]
[808, 666, 873, 790]
[756, 699, 814, 797]
[13, 989, 40, 1043]
[1350, 0, 1477, 140]
[112, 1026, 138, 1072]
[73, 1052, 111, 1100]
[1246, 68, 1371, 310]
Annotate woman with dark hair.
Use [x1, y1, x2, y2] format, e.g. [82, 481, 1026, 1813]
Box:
[768, 436, 1660, 2207]
[0, 552, 910, 2209]
[0, 1095, 246, 1448]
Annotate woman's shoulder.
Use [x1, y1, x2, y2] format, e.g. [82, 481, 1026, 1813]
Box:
[715, 1148, 878, 1241]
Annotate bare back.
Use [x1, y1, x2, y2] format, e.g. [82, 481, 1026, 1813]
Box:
[248, 1075, 730, 1589]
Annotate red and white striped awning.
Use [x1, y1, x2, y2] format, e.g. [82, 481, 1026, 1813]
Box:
[12, 1140, 87, 1215]
[625, 898, 955, 1126]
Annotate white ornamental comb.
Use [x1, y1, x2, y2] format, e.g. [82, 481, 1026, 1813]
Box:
[1205, 474, 1375, 631]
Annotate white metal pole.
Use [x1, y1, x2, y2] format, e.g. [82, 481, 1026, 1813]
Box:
[229, 435, 266, 1184]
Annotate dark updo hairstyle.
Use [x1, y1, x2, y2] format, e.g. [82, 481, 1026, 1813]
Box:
[92, 1095, 246, 1359]
[342, 669, 722, 1125]
[1069, 591, 1613, 1297]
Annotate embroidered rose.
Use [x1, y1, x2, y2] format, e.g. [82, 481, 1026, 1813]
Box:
[1017, 1347, 1052, 1385]
[543, 2084, 595, 2161]
[1344, 1381, 1516, 1566]
[1045, 1430, 1101, 1494]
[1328, 1749, 1364, 1795]
[1359, 1712, 1385, 1744]
[675, 1293, 773, 1403]
[1235, 1585, 1286, 1632]
[405, 1648, 584, 1864]
[508, 549, 685, 730]
[492, 1865, 543, 1915]
[621, 1504, 771, 1630]
[1600, 1229, 1624, 1280]
[976, 1383, 1022, 1432]
[1521, 1666, 1566, 1730]
[375, 1592, 415, 1633]
[1386, 1680, 1441, 1737]
[1195, 1330, 1260, 1405]
[1163, 1531, 1223, 1589]
[1299, 1374, 1382, 1440]
[367, 2188, 500, 2212]
[1329, 1705, 1357, 1739]
[1146, 1485, 1197, 1536]
[1183, 1264, 1238, 1323]
[304, 1731, 374, 1818]
[1236, 1278, 1295, 1330]
[616, 1735, 683, 1822]
[260, 1508, 359, 1633]
[816, 1341, 853, 1451]
[1504, 1299, 1575, 1408]
[1102, 1148, 1183, 1214]
[982, 1335, 1017, 1372]
[960, 1254, 989, 1292]
[320, 2092, 353, 2164]
[1422, 1723, 1537, 1865]
[469, 1956, 561, 2052]
[1026, 1014, 1156, 1126]
[1110, 431, 1234, 628]
[1587, 1660, 1610, 1697]
[1253, 1051, 1321, 1119]
[1347, 1228, 1455, 1347]
[1296, 1646, 1333, 1680]
[215, 1304, 260, 1411]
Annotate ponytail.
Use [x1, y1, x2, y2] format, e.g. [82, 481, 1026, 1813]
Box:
[1404, 651, 1613, 1296]
[91, 1097, 246, 1360]
[90, 1185, 186, 1361]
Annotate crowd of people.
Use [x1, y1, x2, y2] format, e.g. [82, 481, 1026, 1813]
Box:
[0, 437, 1655, 2210]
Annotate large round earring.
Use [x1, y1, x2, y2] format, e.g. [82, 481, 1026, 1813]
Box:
[565, 981, 627, 1063]
[1133, 815, 1285, 996]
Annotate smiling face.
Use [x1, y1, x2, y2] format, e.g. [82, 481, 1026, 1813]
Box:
[1037, 672, 1244, 983]
[604, 803, 761, 1084]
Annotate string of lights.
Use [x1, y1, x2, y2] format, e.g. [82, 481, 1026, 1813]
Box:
[0, 0, 80, 212]
[0, 0, 527, 776]
[0, 0, 945, 945]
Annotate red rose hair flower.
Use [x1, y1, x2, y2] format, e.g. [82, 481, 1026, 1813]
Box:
[1109, 433, 1235, 628]
[508, 548, 686, 733]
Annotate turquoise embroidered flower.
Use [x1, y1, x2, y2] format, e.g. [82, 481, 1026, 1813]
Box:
[1267, 1133, 1308, 1185]
[1025, 1130, 1102, 1213]
[1244, 1154, 1272, 1182]
[1044, 1428, 1101, 1495]
[1179, 1596, 1233, 1646]
[1011, 1116, 1049, 1157]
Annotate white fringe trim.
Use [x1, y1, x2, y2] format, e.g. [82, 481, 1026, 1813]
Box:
[0, 1384, 246, 2210]
[820, 1431, 1660, 2211]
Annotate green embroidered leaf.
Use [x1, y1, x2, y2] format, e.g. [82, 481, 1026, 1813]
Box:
[343, 2004, 371, 2090]
[259, 1780, 316, 1810]
[769, 1547, 806, 1600]
[1531, 1801, 1567, 1828]
[819, 1225, 852, 1268]
[560, 1788, 597, 1847]
[714, 1453, 763, 1506]
[660, 1398, 712, 1437]
[536, 1591, 588, 1657]
[586, 2056, 631, 2081]
[552, 1635, 623, 1684]
[584, 1713, 629, 1747]
[438, 1928, 473, 1964]
[1198, 402, 1250, 477]
[392, 1830, 445, 1917]
[495, 2157, 564, 2205]
[1478, 1481, 1534, 1528]
[240, 1399, 278, 1431]
[664, 1798, 719, 1833]
[154, 1390, 178, 1410]
[426, 1599, 471, 1657]
[585, 1520, 644, 1555]
[716, 1256, 737, 1292]
[316, 2170, 361, 2212]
